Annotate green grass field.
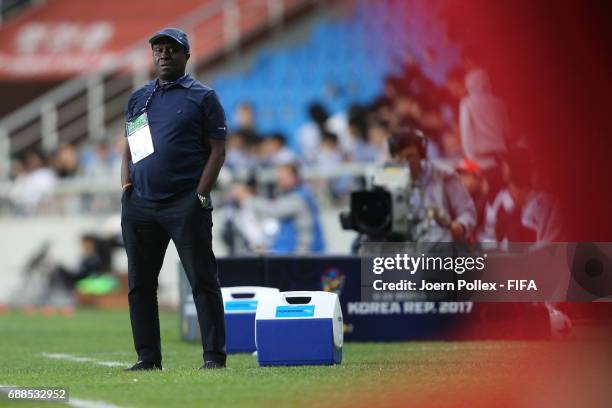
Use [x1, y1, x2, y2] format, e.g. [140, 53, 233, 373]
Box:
[0, 309, 608, 408]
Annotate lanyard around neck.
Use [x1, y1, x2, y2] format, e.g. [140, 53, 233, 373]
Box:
[141, 75, 187, 113]
[141, 83, 160, 113]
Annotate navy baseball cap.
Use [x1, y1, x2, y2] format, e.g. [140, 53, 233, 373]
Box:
[149, 28, 190, 53]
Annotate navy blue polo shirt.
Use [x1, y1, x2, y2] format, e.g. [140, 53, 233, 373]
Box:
[125, 74, 227, 200]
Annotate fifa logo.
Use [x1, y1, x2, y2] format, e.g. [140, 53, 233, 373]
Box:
[321, 268, 345, 295]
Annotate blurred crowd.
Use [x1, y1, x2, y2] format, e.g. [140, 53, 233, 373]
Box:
[5, 58, 562, 253]
[7, 135, 123, 214]
[224, 59, 562, 253]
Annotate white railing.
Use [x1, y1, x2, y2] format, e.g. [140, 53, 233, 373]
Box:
[0, 0, 315, 180]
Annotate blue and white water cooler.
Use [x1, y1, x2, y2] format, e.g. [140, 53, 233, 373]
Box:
[222, 286, 279, 353]
[255, 291, 343, 366]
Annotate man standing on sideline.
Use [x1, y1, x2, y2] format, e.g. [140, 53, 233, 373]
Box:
[121, 28, 227, 370]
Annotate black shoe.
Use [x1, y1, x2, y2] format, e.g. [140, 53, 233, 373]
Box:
[124, 361, 162, 371]
[200, 361, 226, 370]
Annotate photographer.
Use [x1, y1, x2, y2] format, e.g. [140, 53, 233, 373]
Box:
[388, 126, 476, 242]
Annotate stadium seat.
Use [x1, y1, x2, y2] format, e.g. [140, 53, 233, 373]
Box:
[211, 0, 460, 145]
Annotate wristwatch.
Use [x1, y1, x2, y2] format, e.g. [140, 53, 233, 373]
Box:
[197, 192, 213, 209]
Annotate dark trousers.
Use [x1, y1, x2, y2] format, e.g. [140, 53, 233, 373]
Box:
[121, 188, 226, 366]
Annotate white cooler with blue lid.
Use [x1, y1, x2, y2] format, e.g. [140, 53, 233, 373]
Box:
[222, 286, 279, 353]
[255, 291, 343, 366]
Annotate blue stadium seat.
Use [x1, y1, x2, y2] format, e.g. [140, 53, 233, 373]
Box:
[210, 1, 460, 145]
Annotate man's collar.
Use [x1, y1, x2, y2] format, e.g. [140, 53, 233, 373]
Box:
[175, 74, 195, 88]
[151, 74, 194, 89]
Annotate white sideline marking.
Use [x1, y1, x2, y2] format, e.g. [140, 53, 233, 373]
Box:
[0, 385, 127, 408]
[69, 398, 127, 408]
[41, 352, 128, 368]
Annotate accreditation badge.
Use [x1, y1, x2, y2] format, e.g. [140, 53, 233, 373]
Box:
[126, 112, 154, 163]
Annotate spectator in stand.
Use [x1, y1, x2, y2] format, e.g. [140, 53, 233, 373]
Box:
[457, 68, 511, 203]
[79, 140, 118, 178]
[9, 157, 25, 181]
[109, 133, 125, 175]
[297, 103, 330, 164]
[314, 131, 354, 200]
[52, 144, 79, 178]
[441, 67, 467, 125]
[480, 149, 562, 244]
[455, 159, 489, 240]
[231, 162, 325, 254]
[326, 104, 355, 154]
[314, 131, 344, 168]
[368, 120, 392, 163]
[346, 104, 378, 162]
[225, 130, 257, 171]
[221, 176, 266, 255]
[504, 149, 563, 243]
[393, 93, 422, 128]
[9, 150, 57, 215]
[400, 61, 431, 103]
[370, 76, 400, 125]
[439, 126, 463, 163]
[484, 152, 536, 243]
[233, 102, 260, 145]
[258, 133, 299, 167]
[234, 102, 255, 129]
[459, 68, 508, 171]
[478, 186, 516, 244]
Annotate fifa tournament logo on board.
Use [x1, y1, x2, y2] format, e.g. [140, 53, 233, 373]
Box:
[321, 267, 345, 295]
